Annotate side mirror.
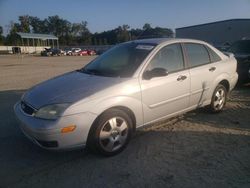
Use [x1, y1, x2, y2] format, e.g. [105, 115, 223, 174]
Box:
[143, 67, 168, 80]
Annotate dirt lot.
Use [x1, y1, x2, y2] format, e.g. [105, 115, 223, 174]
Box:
[0, 55, 249, 188]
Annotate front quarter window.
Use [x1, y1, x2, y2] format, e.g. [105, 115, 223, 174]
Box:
[145, 43, 185, 73]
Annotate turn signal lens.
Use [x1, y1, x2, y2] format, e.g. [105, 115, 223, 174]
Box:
[61, 125, 76, 133]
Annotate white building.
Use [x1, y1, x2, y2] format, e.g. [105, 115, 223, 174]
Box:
[176, 19, 250, 47]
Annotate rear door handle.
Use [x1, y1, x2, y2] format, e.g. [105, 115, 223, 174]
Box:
[209, 67, 216, 72]
[177, 75, 187, 81]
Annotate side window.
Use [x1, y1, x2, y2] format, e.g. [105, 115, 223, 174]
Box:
[206, 46, 222, 62]
[146, 43, 184, 73]
[184, 43, 210, 67]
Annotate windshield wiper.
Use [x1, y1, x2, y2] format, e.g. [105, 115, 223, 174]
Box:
[77, 68, 104, 76]
[77, 68, 123, 77]
[88, 69, 103, 75]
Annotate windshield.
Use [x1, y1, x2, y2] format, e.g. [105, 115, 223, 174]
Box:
[228, 40, 250, 54]
[79, 42, 156, 77]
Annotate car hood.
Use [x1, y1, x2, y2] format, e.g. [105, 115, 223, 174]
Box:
[23, 71, 124, 109]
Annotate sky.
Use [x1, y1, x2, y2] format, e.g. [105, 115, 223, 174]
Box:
[0, 0, 250, 35]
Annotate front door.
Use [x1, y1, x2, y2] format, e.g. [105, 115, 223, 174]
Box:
[140, 43, 190, 124]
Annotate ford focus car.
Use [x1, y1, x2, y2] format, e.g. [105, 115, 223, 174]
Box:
[14, 38, 238, 156]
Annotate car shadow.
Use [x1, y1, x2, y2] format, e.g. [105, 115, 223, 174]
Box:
[0, 89, 250, 188]
[184, 85, 250, 130]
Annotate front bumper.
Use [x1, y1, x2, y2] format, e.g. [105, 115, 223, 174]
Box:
[14, 102, 97, 150]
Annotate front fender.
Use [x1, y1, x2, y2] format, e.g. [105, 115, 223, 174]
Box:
[89, 96, 144, 127]
[64, 96, 144, 127]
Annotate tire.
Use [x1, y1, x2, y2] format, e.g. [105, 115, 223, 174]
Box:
[87, 109, 133, 156]
[209, 84, 227, 113]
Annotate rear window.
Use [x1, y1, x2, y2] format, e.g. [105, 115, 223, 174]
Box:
[184, 43, 210, 67]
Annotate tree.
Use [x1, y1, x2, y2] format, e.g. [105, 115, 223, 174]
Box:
[138, 24, 173, 39]
[0, 26, 4, 44]
[152, 27, 173, 37]
[5, 21, 22, 45]
[116, 24, 130, 43]
[92, 37, 98, 45]
[19, 15, 30, 33]
[70, 21, 91, 45]
[3, 15, 174, 46]
[0, 26, 3, 34]
[103, 38, 108, 45]
[29, 16, 46, 33]
[79, 21, 92, 45]
[143, 23, 152, 30]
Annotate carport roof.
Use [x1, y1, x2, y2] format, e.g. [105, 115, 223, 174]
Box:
[17, 32, 58, 40]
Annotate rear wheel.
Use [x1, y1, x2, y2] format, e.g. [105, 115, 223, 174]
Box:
[209, 84, 227, 113]
[87, 109, 132, 156]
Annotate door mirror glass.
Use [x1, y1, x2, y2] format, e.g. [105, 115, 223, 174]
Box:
[143, 67, 168, 80]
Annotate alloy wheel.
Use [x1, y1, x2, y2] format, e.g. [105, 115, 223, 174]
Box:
[99, 117, 128, 152]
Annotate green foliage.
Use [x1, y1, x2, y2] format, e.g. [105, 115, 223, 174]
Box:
[19, 15, 30, 33]
[0, 26, 4, 45]
[143, 23, 152, 30]
[3, 15, 174, 46]
[116, 25, 130, 43]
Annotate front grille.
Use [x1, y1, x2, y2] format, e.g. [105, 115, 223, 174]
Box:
[21, 101, 35, 115]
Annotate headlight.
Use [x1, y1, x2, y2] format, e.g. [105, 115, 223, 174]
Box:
[35, 103, 70, 120]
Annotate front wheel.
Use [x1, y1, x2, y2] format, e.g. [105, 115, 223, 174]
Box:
[87, 109, 133, 156]
[209, 84, 227, 113]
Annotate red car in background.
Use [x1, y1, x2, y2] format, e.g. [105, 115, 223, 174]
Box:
[78, 50, 88, 56]
[78, 49, 96, 56]
[88, 50, 96, 56]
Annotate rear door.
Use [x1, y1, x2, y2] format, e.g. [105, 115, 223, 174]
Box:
[183, 43, 221, 107]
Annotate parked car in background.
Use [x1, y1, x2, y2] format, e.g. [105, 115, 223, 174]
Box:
[72, 48, 82, 56]
[79, 49, 96, 56]
[51, 48, 63, 56]
[78, 49, 88, 56]
[15, 38, 238, 156]
[65, 49, 73, 56]
[41, 48, 53, 56]
[227, 40, 250, 83]
[88, 49, 96, 56]
[41, 48, 64, 56]
[60, 49, 66, 56]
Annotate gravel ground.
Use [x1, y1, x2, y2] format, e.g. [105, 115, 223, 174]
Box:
[0, 55, 249, 188]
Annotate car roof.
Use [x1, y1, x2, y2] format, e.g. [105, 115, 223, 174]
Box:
[133, 38, 206, 45]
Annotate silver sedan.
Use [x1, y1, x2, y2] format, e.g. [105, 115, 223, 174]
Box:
[14, 38, 238, 156]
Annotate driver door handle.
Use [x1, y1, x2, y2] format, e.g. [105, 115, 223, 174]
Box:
[177, 75, 187, 81]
